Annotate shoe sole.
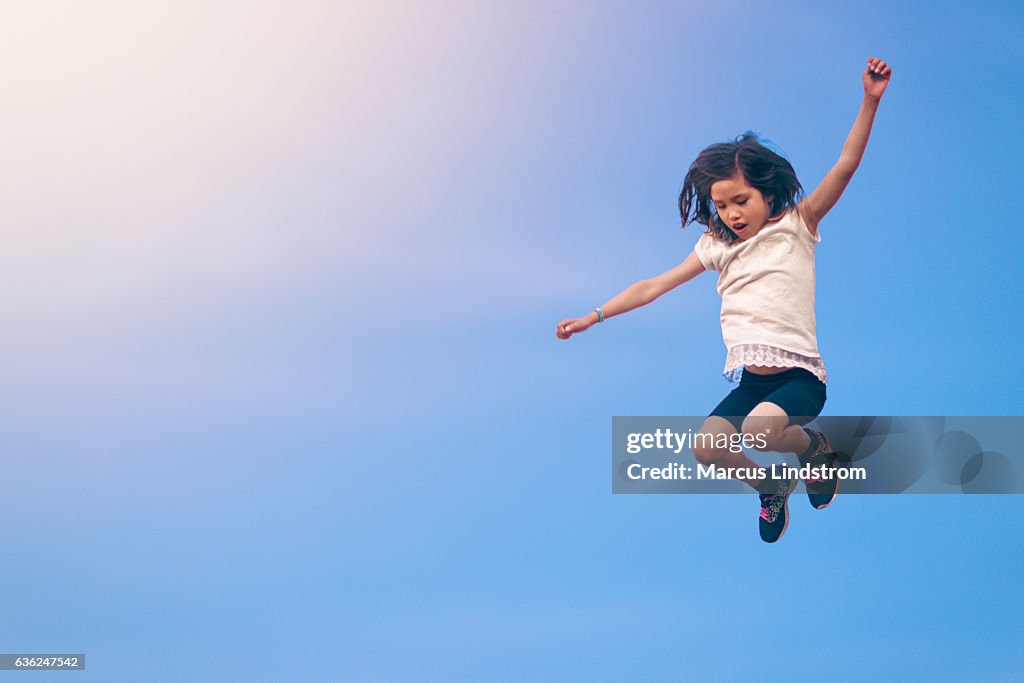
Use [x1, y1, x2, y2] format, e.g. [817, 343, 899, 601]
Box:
[782, 481, 798, 540]
[777, 492, 791, 541]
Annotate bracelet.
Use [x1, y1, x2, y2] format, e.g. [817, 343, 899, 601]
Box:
[594, 307, 604, 323]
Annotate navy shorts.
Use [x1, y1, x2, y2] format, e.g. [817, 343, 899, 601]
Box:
[709, 367, 827, 432]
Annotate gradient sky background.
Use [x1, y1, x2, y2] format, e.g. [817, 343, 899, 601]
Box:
[3, 1, 1024, 681]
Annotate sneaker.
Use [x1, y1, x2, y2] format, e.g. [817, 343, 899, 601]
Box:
[758, 477, 798, 543]
[802, 429, 839, 510]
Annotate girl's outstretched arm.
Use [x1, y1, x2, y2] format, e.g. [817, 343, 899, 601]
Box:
[801, 56, 893, 232]
[556, 251, 705, 339]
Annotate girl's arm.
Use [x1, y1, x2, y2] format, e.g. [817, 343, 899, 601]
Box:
[801, 57, 893, 232]
[556, 252, 705, 339]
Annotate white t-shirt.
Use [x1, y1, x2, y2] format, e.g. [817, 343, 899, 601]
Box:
[693, 206, 827, 384]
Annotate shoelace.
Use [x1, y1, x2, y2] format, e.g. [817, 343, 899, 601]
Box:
[759, 484, 790, 522]
[805, 452, 838, 486]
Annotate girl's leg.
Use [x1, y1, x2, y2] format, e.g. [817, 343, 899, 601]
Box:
[740, 402, 804, 543]
[741, 402, 811, 454]
[745, 370, 828, 457]
[693, 416, 766, 491]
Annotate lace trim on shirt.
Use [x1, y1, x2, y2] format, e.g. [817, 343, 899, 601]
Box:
[723, 344, 828, 385]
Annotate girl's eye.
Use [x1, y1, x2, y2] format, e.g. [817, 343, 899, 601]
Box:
[738, 199, 748, 205]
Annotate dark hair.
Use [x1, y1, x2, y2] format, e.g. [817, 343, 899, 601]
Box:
[678, 131, 803, 243]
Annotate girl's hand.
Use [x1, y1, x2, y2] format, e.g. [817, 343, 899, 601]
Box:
[863, 56, 892, 100]
[556, 317, 592, 340]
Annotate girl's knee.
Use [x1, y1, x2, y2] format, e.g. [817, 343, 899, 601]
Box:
[692, 437, 728, 465]
[693, 417, 739, 465]
[741, 415, 788, 452]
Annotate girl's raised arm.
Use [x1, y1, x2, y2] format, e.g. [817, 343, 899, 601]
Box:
[801, 57, 893, 233]
[556, 251, 706, 339]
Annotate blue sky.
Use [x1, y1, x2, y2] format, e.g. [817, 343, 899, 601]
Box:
[3, 1, 1024, 680]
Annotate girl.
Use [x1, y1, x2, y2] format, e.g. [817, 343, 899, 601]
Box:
[556, 57, 892, 543]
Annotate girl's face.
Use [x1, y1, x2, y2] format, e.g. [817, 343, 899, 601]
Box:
[710, 171, 774, 240]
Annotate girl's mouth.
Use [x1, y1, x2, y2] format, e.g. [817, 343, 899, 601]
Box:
[733, 223, 747, 233]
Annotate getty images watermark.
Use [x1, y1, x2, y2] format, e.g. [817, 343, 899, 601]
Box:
[623, 428, 867, 484]
[612, 416, 1023, 494]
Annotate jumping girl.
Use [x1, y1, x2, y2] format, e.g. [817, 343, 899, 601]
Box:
[556, 57, 892, 543]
